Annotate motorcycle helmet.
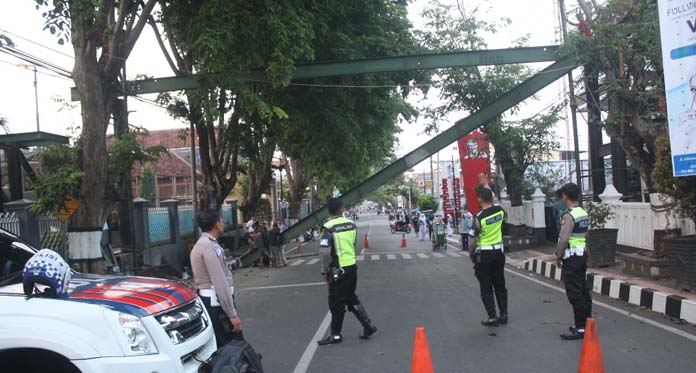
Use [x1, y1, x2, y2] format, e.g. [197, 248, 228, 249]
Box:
[22, 249, 71, 298]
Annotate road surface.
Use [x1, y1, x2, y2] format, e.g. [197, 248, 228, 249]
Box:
[233, 214, 696, 372]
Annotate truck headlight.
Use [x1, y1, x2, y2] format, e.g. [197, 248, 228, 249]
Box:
[118, 313, 158, 355]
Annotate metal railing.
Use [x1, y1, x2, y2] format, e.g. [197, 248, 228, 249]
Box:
[38, 214, 69, 258]
[148, 207, 171, 245]
[178, 207, 194, 237]
[222, 205, 233, 228]
[0, 212, 20, 235]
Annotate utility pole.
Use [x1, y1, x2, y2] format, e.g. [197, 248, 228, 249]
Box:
[559, 0, 584, 206]
[32, 65, 39, 132]
[429, 156, 434, 197]
[190, 122, 198, 239]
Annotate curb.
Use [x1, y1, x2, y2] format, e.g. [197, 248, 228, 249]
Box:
[522, 257, 696, 325]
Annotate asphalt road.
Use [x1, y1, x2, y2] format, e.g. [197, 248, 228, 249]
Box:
[233, 214, 696, 372]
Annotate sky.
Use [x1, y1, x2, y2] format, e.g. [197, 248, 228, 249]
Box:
[0, 0, 592, 174]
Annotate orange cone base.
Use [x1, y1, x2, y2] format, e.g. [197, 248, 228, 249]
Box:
[411, 327, 434, 373]
[578, 318, 605, 373]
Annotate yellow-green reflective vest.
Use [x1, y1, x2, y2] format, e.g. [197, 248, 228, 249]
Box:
[324, 216, 357, 268]
[564, 207, 589, 248]
[477, 206, 504, 246]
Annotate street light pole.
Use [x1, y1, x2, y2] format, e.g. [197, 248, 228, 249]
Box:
[32, 65, 39, 132]
[451, 147, 459, 233]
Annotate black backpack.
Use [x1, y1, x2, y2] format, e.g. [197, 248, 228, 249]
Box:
[203, 340, 264, 373]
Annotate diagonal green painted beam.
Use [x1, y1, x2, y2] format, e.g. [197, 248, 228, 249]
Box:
[70, 46, 560, 100]
[274, 56, 577, 248]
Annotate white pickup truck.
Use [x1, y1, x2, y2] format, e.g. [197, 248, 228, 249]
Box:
[0, 228, 217, 373]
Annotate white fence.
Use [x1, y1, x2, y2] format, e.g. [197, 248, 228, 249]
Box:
[603, 193, 696, 251]
[0, 212, 20, 235]
[500, 189, 546, 229]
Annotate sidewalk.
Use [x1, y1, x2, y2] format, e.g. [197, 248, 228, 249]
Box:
[510, 245, 696, 325]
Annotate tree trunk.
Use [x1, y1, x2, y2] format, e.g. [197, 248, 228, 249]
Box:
[285, 158, 311, 219]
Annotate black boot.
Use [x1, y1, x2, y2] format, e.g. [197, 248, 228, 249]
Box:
[352, 304, 378, 340]
[481, 317, 499, 327]
[560, 328, 585, 340]
[497, 313, 508, 325]
[317, 334, 343, 345]
[494, 289, 508, 325]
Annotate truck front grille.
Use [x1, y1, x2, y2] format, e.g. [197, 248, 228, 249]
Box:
[156, 300, 207, 344]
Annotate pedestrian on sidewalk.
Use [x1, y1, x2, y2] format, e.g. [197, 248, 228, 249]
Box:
[555, 182, 592, 341]
[468, 174, 508, 327]
[270, 223, 287, 267]
[317, 198, 377, 346]
[427, 214, 434, 240]
[413, 212, 420, 237]
[446, 213, 454, 236]
[190, 210, 243, 347]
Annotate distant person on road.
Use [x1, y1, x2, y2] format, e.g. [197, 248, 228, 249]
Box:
[427, 214, 434, 240]
[418, 213, 427, 241]
[190, 210, 243, 347]
[460, 207, 473, 251]
[317, 198, 377, 346]
[553, 189, 567, 237]
[246, 216, 256, 233]
[555, 183, 592, 341]
[270, 223, 287, 267]
[468, 174, 508, 327]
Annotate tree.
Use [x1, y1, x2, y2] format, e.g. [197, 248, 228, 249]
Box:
[35, 0, 158, 230]
[652, 136, 696, 226]
[416, 1, 559, 206]
[139, 166, 155, 202]
[417, 195, 438, 211]
[154, 0, 318, 215]
[564, 0, 666, 189]
[277, 0, 423, 216]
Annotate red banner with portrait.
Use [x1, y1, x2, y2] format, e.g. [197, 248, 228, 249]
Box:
[458, 129, 491, 215]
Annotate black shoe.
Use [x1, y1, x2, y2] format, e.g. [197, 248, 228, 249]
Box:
[317, 334, 343, 345]
[569, 326, 577, 332]
[481, 317, 499, 327]
[352, 304, 378, 340]
[560, 329, 584, 340]
[498, 314, 508, 325]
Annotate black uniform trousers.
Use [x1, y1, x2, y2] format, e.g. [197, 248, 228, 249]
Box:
[561, 255, 592, 329]
[200, 294, 245, 349]
[474, 250, 508, 318]
[328, 264, 361, 334]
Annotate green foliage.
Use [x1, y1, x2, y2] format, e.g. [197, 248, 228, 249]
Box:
[562, 0, 666, 188]
[29, 145, 83, 215]
[255, 198, 272, 222]
[108, 130, 167, 179]
[652, 135, 696, 225]
[139, 167, 156, 202]
[522, 162, 571, 201]
[418, 195, 438, 211]
[585, 202, 615, 230]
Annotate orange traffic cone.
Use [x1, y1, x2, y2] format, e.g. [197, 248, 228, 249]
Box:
[297, 238, 303, 255]
[578, 318, 605, 373]
[364, 234, 369, 250]
[411, 327, 434, 373]
[401, 233, 407, 248]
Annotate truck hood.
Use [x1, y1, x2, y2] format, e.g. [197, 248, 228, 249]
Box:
[67, 274, 196, 317]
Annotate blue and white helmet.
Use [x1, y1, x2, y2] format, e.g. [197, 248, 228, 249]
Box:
[22, 249, 71, 298]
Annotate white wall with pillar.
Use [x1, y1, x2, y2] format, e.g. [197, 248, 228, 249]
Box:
[500, 188, 547, 243]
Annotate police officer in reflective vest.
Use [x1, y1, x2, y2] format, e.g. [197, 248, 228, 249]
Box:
[317, 198, 377, 345]
[467, 176, 508, 327]
[555, 183, 592, 340]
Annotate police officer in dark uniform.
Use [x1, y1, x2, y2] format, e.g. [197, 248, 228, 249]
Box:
[317, 198, 377, 345]
[555, 183, 592, 340]
[468, 175, 508, 326]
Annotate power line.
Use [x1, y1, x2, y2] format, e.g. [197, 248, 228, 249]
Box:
[0, 28, 74, 59]
[0, 44, 72, 78]
[0, 57, 72, 81]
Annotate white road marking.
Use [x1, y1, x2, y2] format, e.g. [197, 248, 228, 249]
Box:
[284, 245, 299, 254]
[306, 258, 319, 265]
[357, 255, 365, 261]
[417, 253, 428, 259]
[239, 282, 325, 291]
[432, 252, 445, 258]
[386, 254, 397, 260]
[504, 268, 696, 343]
[447, 238, 459, 244]
[293, 311, 331, 373]
[290, 259, 306, 266]
[401, 254, 413, 259]
[371, 255, 381, 261]
[447, 252, 462, 257]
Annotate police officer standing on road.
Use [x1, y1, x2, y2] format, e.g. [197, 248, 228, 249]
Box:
[555, 183, 592, 340]
[468, 174, 508, 327]
[317, 198, 378, 346]
[190, 210, 243, 348]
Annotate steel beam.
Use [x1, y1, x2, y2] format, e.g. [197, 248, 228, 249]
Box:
[70, 46, 560, 100]
[277, 56, 577, 244]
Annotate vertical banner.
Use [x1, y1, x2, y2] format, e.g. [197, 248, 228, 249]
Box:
[658, 0, 696, 176]
[458, 129, 491, 215]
